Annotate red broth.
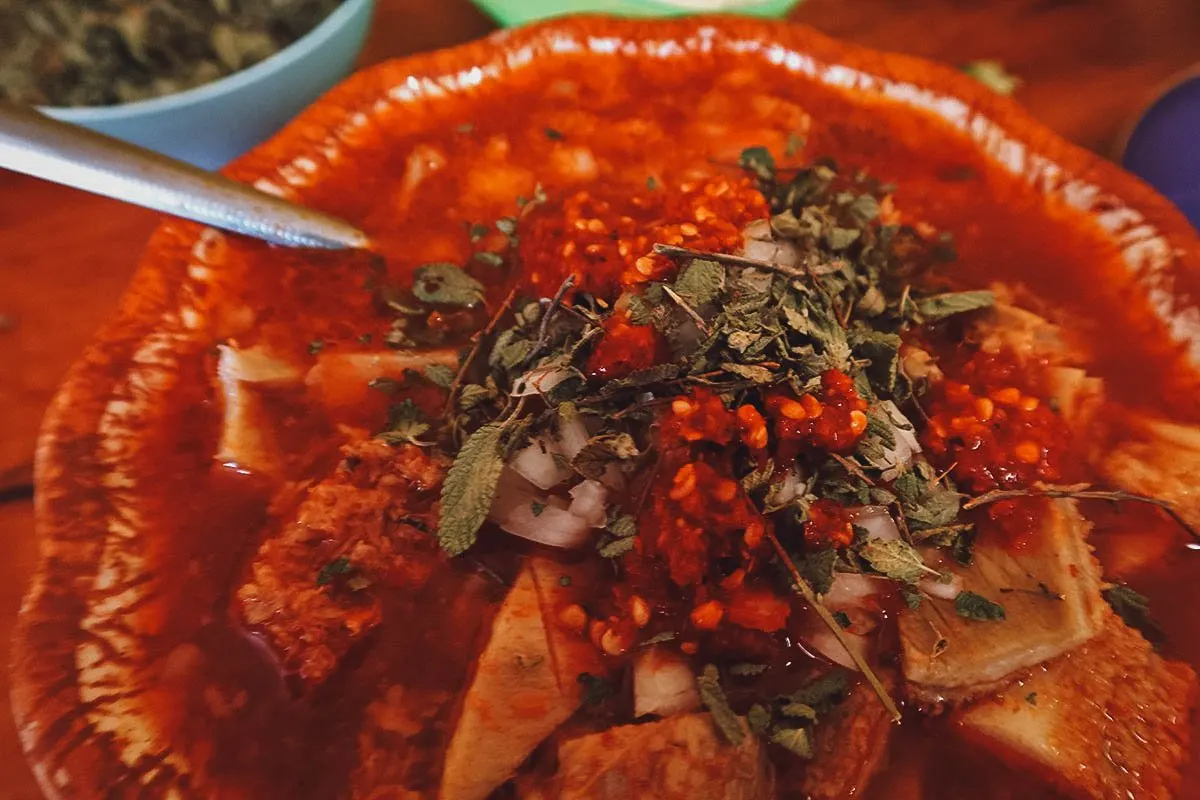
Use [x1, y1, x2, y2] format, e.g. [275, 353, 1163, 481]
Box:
[121, 49, 1200, 798]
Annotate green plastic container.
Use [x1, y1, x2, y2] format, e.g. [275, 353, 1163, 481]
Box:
[472, 0, 801, 27]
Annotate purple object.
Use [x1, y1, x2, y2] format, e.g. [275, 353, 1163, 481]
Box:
[1121, 70, 1200, 229]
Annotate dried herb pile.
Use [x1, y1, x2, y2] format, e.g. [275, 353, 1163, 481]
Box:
[360, 143, 1190, 744]
[1, 0, 344, 107]
[367, 147, 1018, 721]
[419, 151, 989, 572]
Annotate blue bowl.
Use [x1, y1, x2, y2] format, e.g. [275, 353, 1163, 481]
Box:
[1121, 68, 1200, 229]
[38, 0, 376, 171]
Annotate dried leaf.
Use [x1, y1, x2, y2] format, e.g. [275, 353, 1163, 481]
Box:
[697, 665, 745, 745]
[437, 422, 507, 556]
[720, 362, 776, 383]
[860, 538, 936, 584]
[598, 537, 635, 558]
[824, 227, 861, 251]
[572, 433, 640, 479]
[770, 727, 813, 759]
[747, 704, 771, 735]
[781, 702, 817, 721]
[1103, 584, 1164, 648]
[673, 258, 726, 306]
[316, 557, 353, 587]
[955, 590, 1007, 621]
[423, 362, 456, 388]
[916, 290, 995, 321]
[607, 514, 638, 539]
[788, 669, 850, 715]
[378, 399, 431, 446]
[727, 330, 762, 353]
[730, 663, 769, 677]
[797, 547, 838, 596]
[738, 146, 776, 183]
[412, 263, 485, 307]
[960, 60, 1021, 96]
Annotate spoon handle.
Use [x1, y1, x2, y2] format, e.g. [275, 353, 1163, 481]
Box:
[0, 102, 369, 250]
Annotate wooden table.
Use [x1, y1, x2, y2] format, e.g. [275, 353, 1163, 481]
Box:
[0, 0, 1195, 795]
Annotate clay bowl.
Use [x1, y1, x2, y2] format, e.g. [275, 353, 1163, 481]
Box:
[11, 14, 1200, 799]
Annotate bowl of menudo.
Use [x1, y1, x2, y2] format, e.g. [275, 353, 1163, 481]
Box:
[12, 14, 1200, 800]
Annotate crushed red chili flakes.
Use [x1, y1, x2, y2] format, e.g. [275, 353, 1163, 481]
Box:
[726, 587, 791, 633]
[765, 369, 868, 458]
[641, 460, 765, 587]
[661, 388, 738, 447]
[517, 175, 768, 299]
[804, 498, 855, 548]
[922, 350, 1070, 493]
[736, 403, 769, 451]
[585, 312, 666, 380]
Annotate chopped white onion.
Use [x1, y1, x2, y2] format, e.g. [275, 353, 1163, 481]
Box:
[823, 572, 891, 608]
[501, 504, 592, 549]
[489, 470, 592, 549]
[740, 219, 803, 269]
[508, 438, 570, 490]
[558, 416, 591, 458]
[567, 480, 609, 528]
[805, 626, 871, 672]
[490, 469, 606, 549]
[633, 648, 700, 718]
[859, 400, 922, 481]
[511, 364, 578, 397]
[508, 415, 590, 490]
[218, 344, 302, 389]
[900, 344, 945, 383]
[919, 572, 964, 601]
[767, 469, 804, 507]
[847, 505, 901, 542]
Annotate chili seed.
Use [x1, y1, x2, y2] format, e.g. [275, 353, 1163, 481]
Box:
[778, 399, 808, 420]
[559, 604, 588, 634]
[1013, 440, 1041, 464]
[690, 600, 725, 630]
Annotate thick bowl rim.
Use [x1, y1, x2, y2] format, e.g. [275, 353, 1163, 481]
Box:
[13, 14, 1200, 799]
[36, 0, 376, 122]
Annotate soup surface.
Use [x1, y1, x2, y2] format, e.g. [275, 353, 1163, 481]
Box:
[22, 32, 1200, 800]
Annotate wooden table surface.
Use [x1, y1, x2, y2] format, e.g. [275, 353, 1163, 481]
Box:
[0, 0, 1196, 795]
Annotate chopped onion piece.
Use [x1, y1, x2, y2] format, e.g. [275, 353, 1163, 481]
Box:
[511, 363, 578, 397]
[847, 505, 901, 542]
[633, 648, 700, 718]
[508, 414, 590, 490]
[567, 480, 608, 528]
[558, 415, 591, 458]
[806, 626, 871, 672]
[218, 343, 303, 389]
[770, 469, 804, 507]
[508, 438, 570, 490]
[500, 504, 592, 549]
[920, 572, 963, 601]
[859, 400, 922, 481]
[490, 470, 592, 549]
[823, 572, 892, 608]
[740, 218, 803, 269]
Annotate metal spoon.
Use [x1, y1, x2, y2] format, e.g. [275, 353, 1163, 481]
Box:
[0, 102, 370, 250]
